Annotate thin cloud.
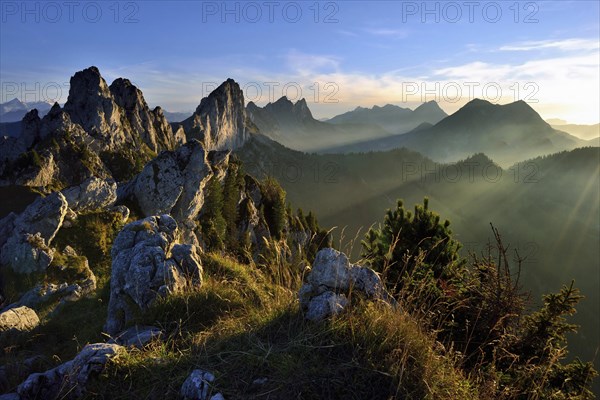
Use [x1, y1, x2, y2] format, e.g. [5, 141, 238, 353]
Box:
[285, 50, 341, 76]
[337, 29, 358, 37]
[364, 28, 409, 39]
[500, 38, 599, 52]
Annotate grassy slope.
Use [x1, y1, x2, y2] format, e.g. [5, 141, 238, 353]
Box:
[87, 253, 479, 400]
[237, 139, 600, 386]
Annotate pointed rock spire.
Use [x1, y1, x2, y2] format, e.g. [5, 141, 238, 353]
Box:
[181, 79, 248, 151]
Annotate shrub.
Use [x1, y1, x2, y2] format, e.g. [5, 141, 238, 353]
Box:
[260, 177, 286, 240]
[361, 198, 464, 295]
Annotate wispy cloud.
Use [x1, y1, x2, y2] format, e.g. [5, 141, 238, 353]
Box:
[364, 28, 409, 39]
[284, 50, 341, 76]
[337, 29, 358, 37]
[500, 38, 600, 52]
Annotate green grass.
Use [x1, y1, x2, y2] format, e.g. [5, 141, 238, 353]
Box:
[45, 250, 93, 285]
[52, 210, 124, 286]
[86, 253, 479, 400]
[1, 249, 481, 398]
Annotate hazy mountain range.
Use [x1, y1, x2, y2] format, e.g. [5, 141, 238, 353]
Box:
[0, 98, 54, 123]
[162, 110, 192, 123]
[325, 100, 447, 133]
[246, 97, 447, 152]
[551, 122, 600, 141]
[323, 99, 589, 166]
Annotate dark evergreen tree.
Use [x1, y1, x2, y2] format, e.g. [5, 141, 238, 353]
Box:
[361, 198, 463, 293]
[222, 162, 244, 250]
[501, 282, 598, 398]
[261, 177, 286, 240]
[201, 176, 226, 250]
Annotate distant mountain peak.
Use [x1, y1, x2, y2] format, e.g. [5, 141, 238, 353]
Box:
[197, 79, 244, 114]
[293, 98, 313, 119]
[274, 96, 291, 103]
[463, 98, 494, 109]
[269, 96, 294, 110]
[6, 98, 25, 106]
[414, 100, 445, 115]
[416, 100, 439, 108]
[447, 99, 545, 127]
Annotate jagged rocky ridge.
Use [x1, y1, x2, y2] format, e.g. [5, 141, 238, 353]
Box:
[0, 67, 253, 189]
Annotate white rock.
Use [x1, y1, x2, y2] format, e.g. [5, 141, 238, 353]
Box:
[105, 215, 203, 335]
[305, 291, 348, 321]
[61, 177, 117, 212]
[0, 192, 67, 274]
[180, 369, 216, 400]
[0, 306, 39, 333]
[181, 79, 249, 151]
[17, 343, 122, 400]
[300, 248, 389, 321]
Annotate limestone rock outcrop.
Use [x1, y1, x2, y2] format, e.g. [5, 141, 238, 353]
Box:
[180, 79, 249, 151]
[180, 369, 224, 400]
[14, 343, 122, 400]
[299, 248, 388, 321]
[61, 177, 117, 213]
[105, 215, 203, 335]
[109, 78, 185, 152]
[0, 192, 68, 274]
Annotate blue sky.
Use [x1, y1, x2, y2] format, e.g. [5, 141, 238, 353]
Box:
[1, 1, 599, 122]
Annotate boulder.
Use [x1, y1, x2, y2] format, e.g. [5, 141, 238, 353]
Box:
[110, 325, 162, 348]
[307, 248, 353, 291]
[133, 150, 185, 216]
[12, 272, 97, 312]
[171, 244, 203, 286]
[11, 192, 67, 242]
[111, 205, 130, 224]
[61, 177, 117, 212]
[0, 306, 39, 333]
[0, 192, 67, 274]
[131, 140, 229, 246]
[299, 248, 388, 321]
[105, 215, 203, 335]
[16, 343, 122, 400]
[181, 369, 224, 400]
[305, 291, 348, 321]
